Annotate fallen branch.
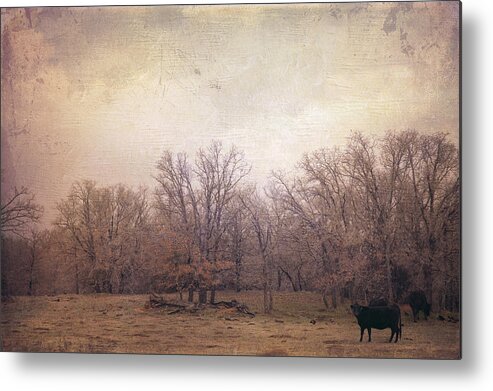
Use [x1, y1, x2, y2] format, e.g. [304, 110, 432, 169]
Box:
[147, 295, 255, 317]
[167, 308, 183, 315]
[212, 300, 255, 317]
[149, 293, 188, 311]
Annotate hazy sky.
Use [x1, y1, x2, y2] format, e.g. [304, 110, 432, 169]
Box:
[1, 2, 460, 226]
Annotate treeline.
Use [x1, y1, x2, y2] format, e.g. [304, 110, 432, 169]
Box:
[1, 130, 460, 312]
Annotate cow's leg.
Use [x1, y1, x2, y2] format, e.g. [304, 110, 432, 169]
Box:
[424, 312, 428, 321]
[394, 328, 399, 343]
[389, 329, 394, 343]
[367, 328, 372, 342]
[412, 308, 418, 322]
[360, 327, 364, 342]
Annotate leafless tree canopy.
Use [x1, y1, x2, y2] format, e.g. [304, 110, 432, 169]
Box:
[1, 132, 460, 313]
[1, 185, 43, 236]
[153, 142, 250, 303]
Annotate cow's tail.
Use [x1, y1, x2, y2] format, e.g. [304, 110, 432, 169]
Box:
[399, 311, 403, 340]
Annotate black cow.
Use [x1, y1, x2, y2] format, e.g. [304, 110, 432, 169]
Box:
[369, 297, 388, 307]
[350, 304, 402, 343]
[407, 290, 431, 322]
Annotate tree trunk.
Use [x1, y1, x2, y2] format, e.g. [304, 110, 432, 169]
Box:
[102, 270, 113, 293]
[210, 287, 216, 304]
[297, 268, 303, 291]
[75, 263, 80, 294]
[263, 257, 273, 314]
[28, 254, 35, 296]
[423, 262, 433, 310]
[263, 285, 273, 314]
[198, 288, 207, 304]
[323, 285, 337, 310]
[1, 274, 8, 298]
[188, 287, 194, 303]
[235, 257, 242, 292]
[331, 286, 337, 309]
[382, 237, 394, 303]
[28, 262, 34, 295]
[280, 267, 298, 292]
[73, 246, 80, 294]
[28, 279, 33, 296]
[119, 270, 126, 294]
[385, 254, 394, 303]
[323, 289, 329, 310]
[425, 237, 437, 310]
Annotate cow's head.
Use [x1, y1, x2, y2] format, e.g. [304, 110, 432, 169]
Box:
[350, 304, 363, 317]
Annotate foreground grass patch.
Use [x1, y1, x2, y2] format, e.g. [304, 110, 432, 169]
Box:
[0, 291, 460, 359]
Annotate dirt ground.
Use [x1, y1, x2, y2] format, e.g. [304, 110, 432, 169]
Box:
[0, 291, 460, 359]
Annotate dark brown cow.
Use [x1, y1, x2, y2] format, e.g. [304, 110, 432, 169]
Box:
[407, 290, 431, 322]
[350, 304, 402, 343]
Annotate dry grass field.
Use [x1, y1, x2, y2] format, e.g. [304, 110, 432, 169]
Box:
[0, 291, 460, 359]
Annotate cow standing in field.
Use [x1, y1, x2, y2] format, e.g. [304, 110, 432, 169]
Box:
[350, 304, 402, 343]
[407, 290, 431, 322]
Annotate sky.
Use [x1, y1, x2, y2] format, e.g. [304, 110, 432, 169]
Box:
[1, 2, 460, 226]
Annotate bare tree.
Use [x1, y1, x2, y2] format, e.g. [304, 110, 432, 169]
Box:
[224, 196, 251, 292]
[1, 186, 43, 237]
[404, 132, 459, 308]
[56, 180, 151, 293]
[25, 228, 46, 296]
[155, 141, 250, 303]
[240, 188, 274, 314]
[2, 131, 458, 314]
[271, 169, 341, 309]
[339, 132, 412, 302]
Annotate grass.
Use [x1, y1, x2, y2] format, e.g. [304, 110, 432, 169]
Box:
[0, 291, 460, 359]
